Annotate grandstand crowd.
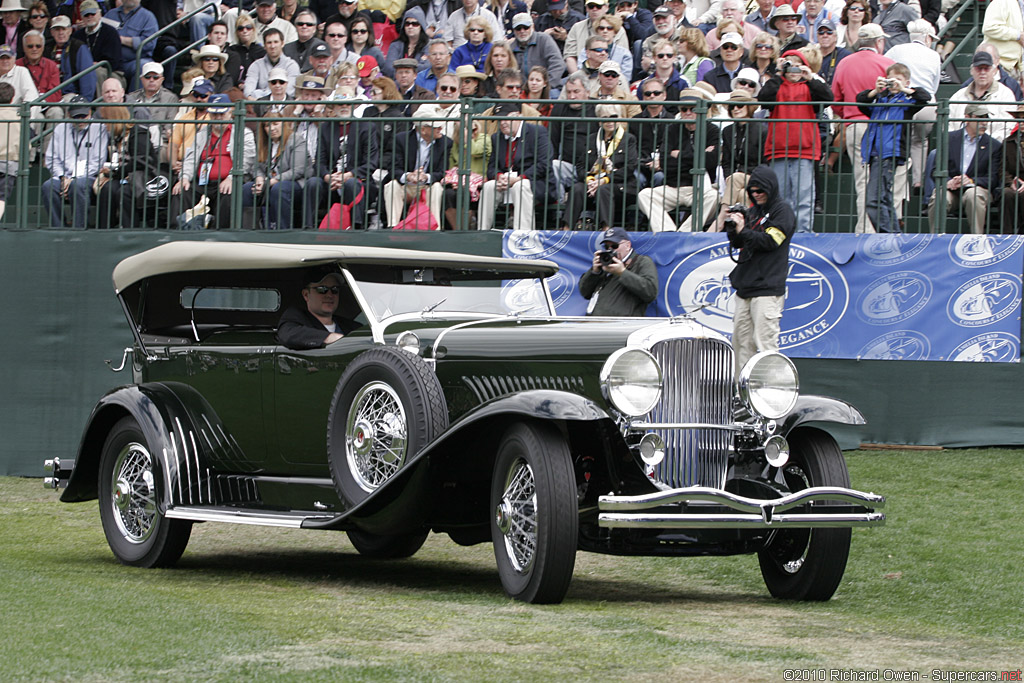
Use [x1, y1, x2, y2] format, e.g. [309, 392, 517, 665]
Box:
[0, 0, 1021, 232]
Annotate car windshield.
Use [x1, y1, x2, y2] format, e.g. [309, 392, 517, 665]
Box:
[350, 271, 553, 322]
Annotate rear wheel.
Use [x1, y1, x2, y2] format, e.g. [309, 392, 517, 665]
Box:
[98, 416, 192, 567]
[758, 428, 852, 601]
[347, 529, 429, 558]
[490, 421, 578, 604]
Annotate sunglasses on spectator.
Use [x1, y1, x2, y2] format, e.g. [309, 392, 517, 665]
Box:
[269, 79, 286, 84]
[202, 56, 220, 61]
[296, 21, 315, 26]
[736, 78, 757, 88]
[468, 27, 485, 32]
[30, 13, 47, 19]
[644, 89, 664, 96]
[597, 25, 614, 30]
[589, 46, 609, 53]
[755, 43, 772, 49]
[25, 43, 43, 48]
[405, 21, 420, 26]
[310, 286, 340, 294]
[818, 27, 834, 33]
[848, 5, 865, 10]
[351, 28, 368, 33]
[656, 52, 674, 58]
[193, 93, 209, 99]
[600, 70, 617, 76]
[327, 32, 346, 37]
[238, 25, 254, 31]
[750, 188, 766, 194]
[143, 73, 162, 79]
[722, 43, 740, 50]
[438, 85, 458, 92]
[729, 103, 750, 109]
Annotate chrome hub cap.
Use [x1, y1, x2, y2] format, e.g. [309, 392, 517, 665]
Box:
[497, 458, 537, 574]
[345, 382, 408, 493]
[109, 442, 157, 544]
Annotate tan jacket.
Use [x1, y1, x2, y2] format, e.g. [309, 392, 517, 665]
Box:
[0, 107, 21, 172]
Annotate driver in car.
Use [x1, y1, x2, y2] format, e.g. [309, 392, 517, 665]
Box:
[277, 270, 360, 350]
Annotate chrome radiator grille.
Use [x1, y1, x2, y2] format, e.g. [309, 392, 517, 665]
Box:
[646, 338, 734, 489]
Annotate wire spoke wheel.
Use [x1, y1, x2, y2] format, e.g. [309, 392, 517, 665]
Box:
[110, 441, 158, 544]
[346, 381, 408, 493]
[495, 457, 538, 573]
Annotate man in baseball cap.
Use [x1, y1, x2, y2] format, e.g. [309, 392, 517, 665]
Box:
[579, 227, 659, 317]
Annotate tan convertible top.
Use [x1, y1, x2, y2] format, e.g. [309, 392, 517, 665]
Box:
[112, 241, 559, 292]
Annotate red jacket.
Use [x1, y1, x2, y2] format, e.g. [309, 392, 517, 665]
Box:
[759, 50, 833, 162]
[17, 57, 61, 103]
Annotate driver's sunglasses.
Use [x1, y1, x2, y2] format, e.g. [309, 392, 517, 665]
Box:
[310, 285, 340, 294]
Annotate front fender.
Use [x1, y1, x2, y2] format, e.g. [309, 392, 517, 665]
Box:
[62, 383, 240, 509]
[778, 395, 866, 438]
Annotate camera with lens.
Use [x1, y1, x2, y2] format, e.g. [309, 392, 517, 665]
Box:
[722, 203, 747, 231]
[784, 64, 803, 75]
[598, 249, 616, 265]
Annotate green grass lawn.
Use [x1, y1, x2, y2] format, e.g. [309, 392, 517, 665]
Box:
[2, 449, 1022, 682]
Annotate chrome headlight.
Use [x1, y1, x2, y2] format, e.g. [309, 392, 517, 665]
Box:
[600, 348, 663, 417]
[395, 331, 421, 355]
[737, 351, 799, 420]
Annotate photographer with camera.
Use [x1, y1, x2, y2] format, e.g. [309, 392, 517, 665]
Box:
[723, 166, 795, 375]
[579, 227, 659, 317]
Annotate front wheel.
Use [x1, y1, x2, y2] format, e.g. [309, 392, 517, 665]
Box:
[758, 428, 852, 601]
[98, 416, 192, 567]
[490, 421, 578, 604]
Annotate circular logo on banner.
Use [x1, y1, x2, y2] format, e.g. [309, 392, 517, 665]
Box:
[545, 270, 576, 309]
[503, 230, 573, 260]
[946, 272, 1021, 327]
[856, 271, 932, 325]
[859, 233, 933, 266]
[663, 242, 849, 349]
[858, 330, 932, 361]
[948, 235, 1024, 268]
[502, 278, 550, 315]
[949, 332, 1020, 362]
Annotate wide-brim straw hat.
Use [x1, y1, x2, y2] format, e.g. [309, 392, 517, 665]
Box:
[191, 44, 227, 65]
[453, 65, 486, 81]
[0, 0, 25, 13]
[769, 5, 800, 29]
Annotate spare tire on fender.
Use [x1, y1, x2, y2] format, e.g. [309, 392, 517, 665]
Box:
[327, 347, 448, 510]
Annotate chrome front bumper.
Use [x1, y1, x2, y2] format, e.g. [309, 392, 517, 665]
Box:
[598, 486, 885, 529]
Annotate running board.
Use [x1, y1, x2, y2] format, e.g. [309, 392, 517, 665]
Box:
[165, 506, 338, 528]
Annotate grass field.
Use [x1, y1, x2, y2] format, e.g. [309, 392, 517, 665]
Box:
[2, 448, 1022, 682]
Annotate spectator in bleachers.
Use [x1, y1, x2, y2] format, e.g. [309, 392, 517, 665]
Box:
[638, 90, 720, 232]
[253, 0, 298, 46]
[227, 14, 266, 87]
[633, 77, 673, 189]
[638, 8, 677, 80]
[245, 28, 301, 99]
[42, 96, 108, 229]
[928, 104, 1002, 234]
[94, 105, 159, 229]
[872, 0, 915, 50]
[948, 51, 1016, 143]
[549, 72, 597, 201]
[192, 44, 235, 95]
[638, 38, 687, 102]
[510, 12, 565, 85]
[433, 72, 463, 137]
[47, 15, 96, 100]
[141, 0, 184, 90]
[613, 0, 652, 47]
[535, 0, 585, 55]
[857, 63, 928, 232]
[305, 42, 335, 80]
[73, 0, 122, 87]
[393, 57, 434, 113]
[759, 49, 833, 233]
[291, 75, 328, 225]
[455, 63, 486, 99]
[481, 39, 516, 95]
[172, 93, 257, 230]
[285, 10, 326, 73]
[387, 8, 431, 73]
[562, 102, 637, 230]
[170, 74, 212, 176]
[448, 0, 503, 49]
[308, 88, 379, 229]
[0, 44, 39, 108]
[443, 117, 490, 229]
[563, 0, 629, 74]
[982, 0, 1024, 76]
[126, 62, 179, 162]
[717, 89, 766, 210]
[797, 0, 835, 40]
[452, 16, 494, 72]
[836, 0, 870, 50]
[832, 23, 893, 232]
[591, 60, 639, 116]
[703, 31, 748, 93]
[885, 20, 940, 190]
[382, 108, 452, 228]
[319, 23, 356, 78]
[479, 101, 553, 230]
[676, 28, 714, 86]
[571, 35, 613, 91]
[769, 6, 808, 53]
[748, 31, 780, 85]
[0, 82, 20, 219]
[660, 0, 692, 37]
[417, 0, 456, 41]
[524, 65, 553, 118]
[347, 15, 386, 73]
[322, 0, 374, 36]
[960, 42, 1023, 101]
[356, 55, 381, 97]
[999, 103, 1024, 233]
[254, 67, 294, 116]
[584, 14, 632, 79]
[707, 0, 760, 50]
[487, 0, 529, 41]
[745, 0, 777, 35]
[18, 30, 59, 103]
[0, 0, 25, 54]
[815, 19, 850, 85]
[22, 2, 49, 58]
[245, 113, 310, 230]
[106, 0, 158, 90]
[416, 38, 454, 91]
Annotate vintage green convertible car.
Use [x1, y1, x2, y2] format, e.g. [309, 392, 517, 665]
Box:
[45, 242, 884, 604]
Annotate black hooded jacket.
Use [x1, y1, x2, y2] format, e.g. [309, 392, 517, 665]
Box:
[726, 165, 794, 299]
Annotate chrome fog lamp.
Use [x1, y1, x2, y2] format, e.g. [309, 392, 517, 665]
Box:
[396, 331, 421, 355]
[738, 351, 799, 420]
[638, 433, 666, 466]
[763, 434, 789, 468]
[600, 348, 663, 417]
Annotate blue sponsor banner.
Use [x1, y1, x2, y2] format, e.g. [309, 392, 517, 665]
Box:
[502, 231, 1024, 363]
